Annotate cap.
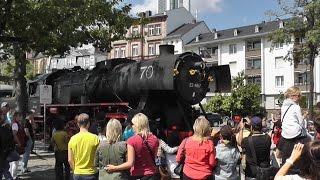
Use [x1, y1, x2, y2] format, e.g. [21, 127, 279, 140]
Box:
[1, 102, 8, 108]
[251, 116, 262, 126]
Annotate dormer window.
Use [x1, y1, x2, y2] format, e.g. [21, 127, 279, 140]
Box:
[214, 32, 218, 39]
[279, 20, 284, 28]
[234, 29, 238, 36]
[255, 25, 260, 33]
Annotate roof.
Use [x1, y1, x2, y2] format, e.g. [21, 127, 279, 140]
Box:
[187, 19, 289, 46]
[166, 22, 203, 38]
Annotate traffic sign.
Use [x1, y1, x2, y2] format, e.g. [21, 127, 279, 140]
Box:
[39, 85, 52, 104]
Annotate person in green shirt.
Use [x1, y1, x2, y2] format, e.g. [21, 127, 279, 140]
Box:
[68, 113, 99, 180]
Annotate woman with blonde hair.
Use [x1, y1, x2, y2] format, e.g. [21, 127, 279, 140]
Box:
[95, 119, 129, 179]
[106, 113, 160, 180]
[176, 116, 217, 180]
[278, 86, 310, 174]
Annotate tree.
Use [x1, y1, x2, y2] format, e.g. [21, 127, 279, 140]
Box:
[205, 71, 264, 116]
[268, 0, 320, 119]
[0, 0, 133, 115]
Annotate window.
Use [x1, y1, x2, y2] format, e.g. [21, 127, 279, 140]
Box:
[275, 76, 284, 87]
[132, 27, 139, 36]
[148, 44, 155, 55]
[120, 47, 126, 58]
[132, 44, 139, 57]
[114, 47, 120, 58]
[295, 72, 310, 85]
[148, 25, 155, 36]
[229, 44, 237, 54]
[207, 47, 218, 55]
[246, 59, 261, 69]
[66, 58, 72, 66]
[155, 43, 161, 55]
[275, 43, 283, 49]
[83, 56, 91, 67]
[275, 56, 285, 68]
[247, 76, 261, 85]
[246, 41, 261, 51]
[155, 24, 161, 35]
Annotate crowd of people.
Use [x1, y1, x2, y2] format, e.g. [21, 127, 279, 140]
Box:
[1, 85, 320, 180]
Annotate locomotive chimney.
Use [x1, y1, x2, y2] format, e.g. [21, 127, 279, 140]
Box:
[159, 45, 174, 56]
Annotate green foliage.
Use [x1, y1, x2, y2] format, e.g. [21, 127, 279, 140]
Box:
[205, 71, 264, 116]
[269, 0, 320, 118]
[0, 0, 133, 57]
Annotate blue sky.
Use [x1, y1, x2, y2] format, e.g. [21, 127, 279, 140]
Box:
[126, 0, 282, 30]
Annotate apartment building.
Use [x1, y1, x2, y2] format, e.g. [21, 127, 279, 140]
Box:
[185, 19, 320, 110]
[110, 8, 195, 60]
[47, 44, 106, 72]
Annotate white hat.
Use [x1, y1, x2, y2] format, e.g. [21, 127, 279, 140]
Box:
[1, 102, 8, 108]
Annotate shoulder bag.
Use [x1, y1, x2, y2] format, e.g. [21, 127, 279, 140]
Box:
[139, 135, 168, 179]
[173, 138, 188, 176]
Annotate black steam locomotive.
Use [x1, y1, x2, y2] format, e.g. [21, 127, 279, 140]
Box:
[28, 45, 231, 130]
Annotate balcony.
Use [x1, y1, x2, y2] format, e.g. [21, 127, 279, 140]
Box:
[294, 84, 308, 91]
[203, 54, 218, 64]
[245, 49, 261, 58]
[294, 63, 310, 71]
[245, 68, 261, 76]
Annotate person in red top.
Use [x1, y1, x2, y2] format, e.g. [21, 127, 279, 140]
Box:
[106, 113, 160, 179]
[176, 116, 217, 180]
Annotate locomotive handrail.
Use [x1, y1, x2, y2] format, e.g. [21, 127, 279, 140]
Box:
[40, 102, 129, 107]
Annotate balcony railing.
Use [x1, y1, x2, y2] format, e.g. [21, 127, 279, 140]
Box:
[245, 49, 261, 58]
[245, 68, 261, 76]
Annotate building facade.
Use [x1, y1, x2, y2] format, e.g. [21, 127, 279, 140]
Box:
[46, 44, 106, 72]
[110, 8, 196, 60]
[185, 19, 320, 110]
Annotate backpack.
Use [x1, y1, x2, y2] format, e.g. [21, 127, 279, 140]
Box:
[13, 121, 28, 154]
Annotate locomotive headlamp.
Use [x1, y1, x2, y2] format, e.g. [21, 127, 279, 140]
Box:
[189, 69, 197, 76]
[173, 69, 179, 76]
[208, 76, 214, 82]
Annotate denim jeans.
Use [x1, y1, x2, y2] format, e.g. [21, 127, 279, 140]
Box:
[55, 150, 70, 180]
[73, 173, 98, 180]
[22, 139, 33, 171]
[0, 161, 13, 180]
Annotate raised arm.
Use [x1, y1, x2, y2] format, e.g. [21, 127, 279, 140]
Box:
[159, 139, 178, 154]
[274, 143, 304, 180]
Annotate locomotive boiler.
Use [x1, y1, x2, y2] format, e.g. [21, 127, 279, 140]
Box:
[28, 45, 231, 130]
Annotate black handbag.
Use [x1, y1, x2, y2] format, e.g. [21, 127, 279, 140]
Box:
[174, 138, 188, 176]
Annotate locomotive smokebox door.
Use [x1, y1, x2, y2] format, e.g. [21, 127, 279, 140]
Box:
[174, 52, 208, 105]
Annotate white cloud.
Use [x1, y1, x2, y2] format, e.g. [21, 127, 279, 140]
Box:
[130, 0, 157, 16]
[191, 0, 223, 14]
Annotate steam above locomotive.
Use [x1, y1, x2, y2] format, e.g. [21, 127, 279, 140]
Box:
[28, 45, 231, 129]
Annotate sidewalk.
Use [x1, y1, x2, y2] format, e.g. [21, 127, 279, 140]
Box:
[30, 140, 54, 160]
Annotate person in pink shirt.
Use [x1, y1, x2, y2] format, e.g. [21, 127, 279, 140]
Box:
[106, 113, 160, 180]
[176, 116, 217, 180]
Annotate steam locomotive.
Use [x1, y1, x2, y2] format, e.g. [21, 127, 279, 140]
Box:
[27, 45, 231, 130]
